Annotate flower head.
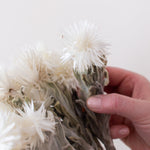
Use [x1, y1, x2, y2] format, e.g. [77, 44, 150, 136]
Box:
[61, 21, 109, 73]
[17, 100, 55, 149]
[14, 47, 47, 86]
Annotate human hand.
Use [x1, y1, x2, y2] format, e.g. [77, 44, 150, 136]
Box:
[87, 67, 150, 150]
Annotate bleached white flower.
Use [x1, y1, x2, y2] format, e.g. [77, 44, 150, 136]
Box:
[61, 21, 109, 73]
[0, 103, 21, 150]
[17, 101, 55, 149]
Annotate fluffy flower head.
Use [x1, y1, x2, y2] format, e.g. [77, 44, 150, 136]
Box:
[17, 101, 55, 149]
[13, 44, 51, 88]
[61, 21, 109, 72]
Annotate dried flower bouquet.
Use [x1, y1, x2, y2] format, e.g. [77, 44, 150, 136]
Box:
[0, 22, 116, 150]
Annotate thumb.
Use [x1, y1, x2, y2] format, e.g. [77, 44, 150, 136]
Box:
[87, 94, 150, 121]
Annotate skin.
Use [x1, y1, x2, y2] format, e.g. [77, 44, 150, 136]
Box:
[87, 67, 150, 150]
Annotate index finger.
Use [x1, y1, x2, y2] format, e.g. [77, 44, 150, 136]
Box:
[105, 67, 137, 96]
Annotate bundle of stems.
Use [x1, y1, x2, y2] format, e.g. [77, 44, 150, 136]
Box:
[0, 21, 115, 150]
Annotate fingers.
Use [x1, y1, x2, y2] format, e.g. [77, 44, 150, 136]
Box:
[110, 125, 130, 139]
[87, 94, 150, 121]
[106, 67, 150, 98]
[105, 67, 137, 96]
[106, 67, 135, 87]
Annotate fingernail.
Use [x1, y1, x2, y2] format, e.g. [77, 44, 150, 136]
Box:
[119, 128, 129, 135]
[87, 97, 101, 109]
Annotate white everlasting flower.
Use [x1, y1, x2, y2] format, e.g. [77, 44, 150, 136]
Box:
[0, 103, 21, 150]
[61, 21, 109, 73]
[17, 101, 55, 149]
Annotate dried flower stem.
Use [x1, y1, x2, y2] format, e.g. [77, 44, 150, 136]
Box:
[74, 65, 116, 150]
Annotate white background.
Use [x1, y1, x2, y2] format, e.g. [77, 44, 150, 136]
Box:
[0, 0, 150, 149]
